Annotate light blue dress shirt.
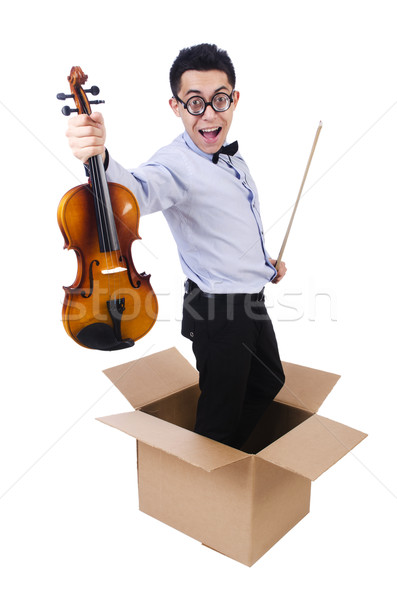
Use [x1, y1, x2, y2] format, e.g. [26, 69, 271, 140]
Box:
[106, 131, 277, 293]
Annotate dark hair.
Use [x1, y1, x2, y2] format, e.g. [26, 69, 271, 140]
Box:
[169, 43, 236, 97]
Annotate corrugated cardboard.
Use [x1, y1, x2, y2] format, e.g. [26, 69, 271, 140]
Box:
[98, 347, 367, 566]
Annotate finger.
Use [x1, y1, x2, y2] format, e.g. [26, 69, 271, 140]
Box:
[67, 125, 104, 140]
[67, 134, 105, 162]
[90, 111, 104, 126]
[66, 113, 104, 135]
[70, 137, 104, 153]
[69, 112, 104, 126]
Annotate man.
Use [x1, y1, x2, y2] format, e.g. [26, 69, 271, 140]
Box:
[66, 43, 287, 449]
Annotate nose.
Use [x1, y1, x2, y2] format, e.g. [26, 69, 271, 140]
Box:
[201, 104, 217, 119]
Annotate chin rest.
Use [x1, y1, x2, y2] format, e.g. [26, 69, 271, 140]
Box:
[76, 323, 135, 351]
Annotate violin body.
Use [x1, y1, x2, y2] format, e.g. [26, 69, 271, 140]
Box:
[57, 67, 158, 350]
[58, 182, 158, 350]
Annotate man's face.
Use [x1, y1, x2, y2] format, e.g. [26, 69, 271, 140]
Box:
[169, 69, 239, 154]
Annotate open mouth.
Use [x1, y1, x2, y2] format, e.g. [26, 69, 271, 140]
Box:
[199, 127, 222, 141]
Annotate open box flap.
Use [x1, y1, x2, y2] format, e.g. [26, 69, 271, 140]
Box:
[103, 347, 199, 409]
[97, 410, 248, 472]
[257, 415, 367, 481]
[276, 362, 341, 413]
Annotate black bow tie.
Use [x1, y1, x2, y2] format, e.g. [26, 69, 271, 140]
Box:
[212, 140, 239, 164]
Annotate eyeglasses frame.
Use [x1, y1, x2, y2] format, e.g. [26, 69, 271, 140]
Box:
[174, 90, 235, 116]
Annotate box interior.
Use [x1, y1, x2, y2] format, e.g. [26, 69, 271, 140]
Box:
[139, 384, 313, 456]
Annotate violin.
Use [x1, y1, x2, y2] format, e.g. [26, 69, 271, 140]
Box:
[57, 67, 158, 351]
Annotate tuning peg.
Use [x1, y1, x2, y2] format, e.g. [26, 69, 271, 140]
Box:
[84, 85, 100, 96]
[61, 106, 78, 116]
[89, 100, 105, 105]
[57, 92, 74, 100]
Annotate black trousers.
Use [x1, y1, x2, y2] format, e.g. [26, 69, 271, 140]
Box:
[182, 285, 285, 449]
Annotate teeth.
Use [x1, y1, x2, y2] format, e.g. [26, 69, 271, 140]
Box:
[201, 127, 220, 132]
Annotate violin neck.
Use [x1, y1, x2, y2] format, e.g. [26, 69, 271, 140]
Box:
[89, 154, 120, 253]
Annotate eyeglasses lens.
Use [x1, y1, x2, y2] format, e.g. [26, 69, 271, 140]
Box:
[187, 97, 205, 115]
[212, 93, 230, 111]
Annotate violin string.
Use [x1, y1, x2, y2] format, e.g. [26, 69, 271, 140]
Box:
[100, 155, 121, 303]
[81, 87, 123, 329]
[91, 152, 123, 310]
[90, 154, 114, 305]
[101, 159, 120, 306]
[80, 91, 113, 301]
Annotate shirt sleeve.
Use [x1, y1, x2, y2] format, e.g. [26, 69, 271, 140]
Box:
[106, 152, 189, 216]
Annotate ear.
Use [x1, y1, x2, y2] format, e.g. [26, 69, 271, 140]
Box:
[232, 90, 240, 110]
[169, 97, 181, 117]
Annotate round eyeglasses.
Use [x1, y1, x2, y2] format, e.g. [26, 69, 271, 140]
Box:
[175, 91, 234, 116]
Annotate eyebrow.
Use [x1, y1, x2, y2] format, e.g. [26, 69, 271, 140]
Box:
[184, 85, 230, 97]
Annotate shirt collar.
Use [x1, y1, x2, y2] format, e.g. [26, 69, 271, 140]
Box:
[182, 131, 217, 161]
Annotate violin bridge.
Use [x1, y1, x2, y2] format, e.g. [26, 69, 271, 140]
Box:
[101, 266, 128, 275]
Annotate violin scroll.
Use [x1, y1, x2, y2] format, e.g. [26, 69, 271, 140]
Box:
[68, 66, 88, 89]
[57, 67, 105, 116]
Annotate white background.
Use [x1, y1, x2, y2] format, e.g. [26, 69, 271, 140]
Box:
[1, 0, 396, 597]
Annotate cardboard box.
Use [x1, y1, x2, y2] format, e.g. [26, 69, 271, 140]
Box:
[98, 347, 367, 566]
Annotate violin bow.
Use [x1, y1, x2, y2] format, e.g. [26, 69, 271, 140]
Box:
[275, 121, 323, 271]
